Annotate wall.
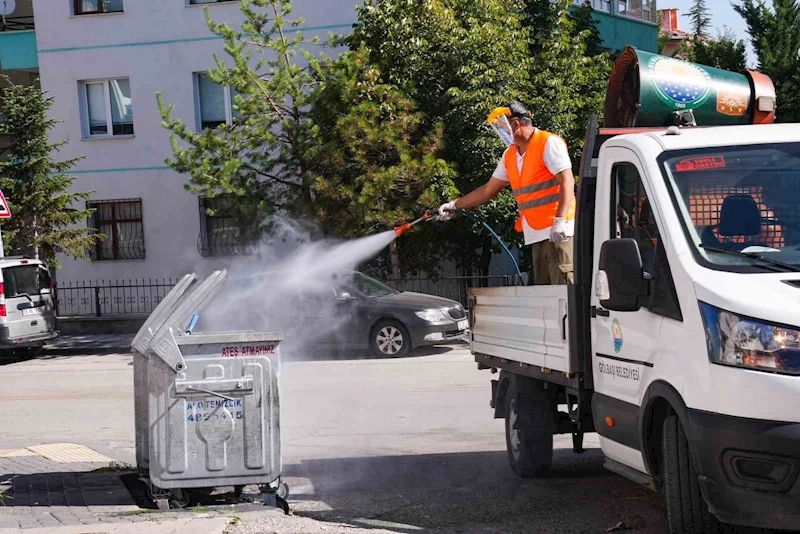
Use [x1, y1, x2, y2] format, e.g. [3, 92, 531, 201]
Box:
[32, 0, 357, 283]
[0, 30, 37, 70]
[592, 10, 658, 53]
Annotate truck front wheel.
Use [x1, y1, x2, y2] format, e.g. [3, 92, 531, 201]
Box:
[663, 414, 719, 534]
[504, 376, 556, 478]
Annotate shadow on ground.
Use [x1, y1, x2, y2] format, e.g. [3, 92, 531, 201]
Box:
[284, 343, 462, 363]
[277, 449, 667, 534]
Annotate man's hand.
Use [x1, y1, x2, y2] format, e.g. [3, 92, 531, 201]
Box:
[550, 217, 568, 243]
[437, 201, 458, 221]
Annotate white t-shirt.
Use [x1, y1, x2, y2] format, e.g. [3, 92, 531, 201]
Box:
[493, 134, 574, 245]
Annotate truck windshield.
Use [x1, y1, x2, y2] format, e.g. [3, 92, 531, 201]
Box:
[660, 142, 800, 273]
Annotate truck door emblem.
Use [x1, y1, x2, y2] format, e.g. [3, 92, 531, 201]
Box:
[612, 319, 623, 353]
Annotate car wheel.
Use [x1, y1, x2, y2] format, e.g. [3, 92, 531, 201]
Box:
[663, 414, 719, 534]
[371, 320, 410, 358]
[505, 376, 556, 478]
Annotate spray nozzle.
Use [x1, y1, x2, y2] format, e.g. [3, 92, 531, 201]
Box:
[394, 223, 413, 237]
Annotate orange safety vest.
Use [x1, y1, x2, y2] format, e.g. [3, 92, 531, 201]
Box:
[505, 129, 576, 232]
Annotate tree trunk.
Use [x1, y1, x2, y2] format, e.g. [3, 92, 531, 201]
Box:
[389, 240, 401, 279]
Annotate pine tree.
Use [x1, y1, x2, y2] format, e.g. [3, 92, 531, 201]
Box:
[690, 27, 747, 72]
[308, 49, 458, 278]
[735, 0, 800, 122]
[686, 0, 712, 38]
[158, 0, 330, 235]
[0, 78, 98, 267]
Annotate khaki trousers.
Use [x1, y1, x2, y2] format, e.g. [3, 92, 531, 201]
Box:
[531, 238, 574, 285]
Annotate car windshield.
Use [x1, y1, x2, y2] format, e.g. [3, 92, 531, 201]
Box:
[342, 272, 398, 297]
[660, 142, 800, 273]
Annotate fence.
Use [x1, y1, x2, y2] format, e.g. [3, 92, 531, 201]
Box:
[386, 272, 525, 307]
[55, 279, 179, 317]
[55, 272, 524, 317]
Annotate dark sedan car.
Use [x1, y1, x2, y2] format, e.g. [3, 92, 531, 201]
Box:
[220, 271, 468, 358]
[331, 272, 469, 357]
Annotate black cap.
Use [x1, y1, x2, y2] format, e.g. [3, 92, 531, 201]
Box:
[509, 101, 531, 119]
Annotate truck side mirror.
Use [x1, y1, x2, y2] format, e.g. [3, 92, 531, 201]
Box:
[596, 239, 648, 312]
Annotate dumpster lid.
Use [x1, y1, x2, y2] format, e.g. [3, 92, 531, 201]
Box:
[175, 332, 283, 346]
[131, 273, 198, 355]
[149, 270, 229, 372]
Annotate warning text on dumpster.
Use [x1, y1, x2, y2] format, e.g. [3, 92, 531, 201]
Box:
[221, 343, 277, 358]
[185, 398, 243, 422]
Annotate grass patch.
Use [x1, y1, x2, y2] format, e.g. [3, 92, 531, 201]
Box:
[129, 509, 156, 516]
[229, 516, 241, 525]
[92, 461, 135, 473]
[193, 506, 211, 512]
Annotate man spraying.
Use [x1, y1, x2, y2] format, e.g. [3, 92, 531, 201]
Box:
[438, 102, 576, 285]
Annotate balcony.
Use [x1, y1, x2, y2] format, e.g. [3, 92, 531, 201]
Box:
[0, 0, 37, 71]
[573, 0, 658, 53]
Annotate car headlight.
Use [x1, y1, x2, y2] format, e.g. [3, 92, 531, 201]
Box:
[700, 302, 800, 375]
[415, 309, 448, 322]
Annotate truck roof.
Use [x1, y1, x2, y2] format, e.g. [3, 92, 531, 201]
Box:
[614, 123, 800, 153]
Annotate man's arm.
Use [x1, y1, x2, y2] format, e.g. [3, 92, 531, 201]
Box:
[454, 178, 508, 210]
[554, 169, 575, 218]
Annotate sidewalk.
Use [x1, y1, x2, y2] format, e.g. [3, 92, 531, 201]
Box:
[43, 335, 134, 355]
[0, 445, 286, 532]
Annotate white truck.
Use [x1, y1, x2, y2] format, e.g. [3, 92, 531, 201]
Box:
[469, 48, 799, 532]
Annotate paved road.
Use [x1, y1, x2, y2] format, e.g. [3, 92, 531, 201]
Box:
[0, 344, 669, 533]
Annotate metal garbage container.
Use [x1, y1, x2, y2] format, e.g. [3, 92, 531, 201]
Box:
[131, 270, 288, 512]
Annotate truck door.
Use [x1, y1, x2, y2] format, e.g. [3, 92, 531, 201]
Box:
[591, 147, 670, 469]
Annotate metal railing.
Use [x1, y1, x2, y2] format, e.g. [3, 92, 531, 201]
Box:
[385, 272, 526, 307]
[55, 278, 178, 317]
[55, 272, 524, 317]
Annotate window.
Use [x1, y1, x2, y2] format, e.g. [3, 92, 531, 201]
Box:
[661, 143, 800, 273]
[195, 73, 240, 130]
[74, 0, 123, 15]
[3, 266, 51, 298]
[81, 78, 134, 138]
[574, 0, 611, 13]
[198, 196, 259, 257]
[612, 163, 681, 320]
[88, 199, 145, 261]
[616, 0, 657, 23]
[612, 163, 658, 269]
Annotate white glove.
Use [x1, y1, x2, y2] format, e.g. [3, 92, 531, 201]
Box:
[438, 201, 458, 221]
[550, 217, 568, 243]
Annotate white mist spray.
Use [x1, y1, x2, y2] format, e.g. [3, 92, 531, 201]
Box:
[197, 227, 399, 359]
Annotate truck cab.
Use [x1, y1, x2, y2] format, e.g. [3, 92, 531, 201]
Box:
[469, 49, 799, 532]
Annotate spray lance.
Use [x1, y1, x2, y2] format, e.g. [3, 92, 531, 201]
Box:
[392, 208, 524, 283]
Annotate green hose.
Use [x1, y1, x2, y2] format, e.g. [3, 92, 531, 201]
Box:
[458, 210, 524, 284]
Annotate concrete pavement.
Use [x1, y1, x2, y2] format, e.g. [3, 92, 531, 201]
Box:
[0, 342, 673, 533]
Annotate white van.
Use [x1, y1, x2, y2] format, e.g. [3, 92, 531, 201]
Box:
[0, 257, 58, 356]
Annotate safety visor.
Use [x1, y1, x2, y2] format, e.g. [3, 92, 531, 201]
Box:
[487, 107, 514, 147]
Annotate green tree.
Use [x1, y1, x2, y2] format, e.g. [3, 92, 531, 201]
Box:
[349, 0, 533, 275]
[567, 1, 604, 57]
[158, 0, 329, 235]
[528, 0, 611, 167]
[690, 27, 747, 72]
[0, 78, 97, 267]
[307, 49, 458, 277]
[686, 0, 712, 38]
[735, 0, 800, 122]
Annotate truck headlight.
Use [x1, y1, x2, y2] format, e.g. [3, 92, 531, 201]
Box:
[415, 309, 447, 322]
[700, 302, 800, 375]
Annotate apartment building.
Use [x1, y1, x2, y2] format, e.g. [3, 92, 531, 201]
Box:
[0, 0, 657, 287]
